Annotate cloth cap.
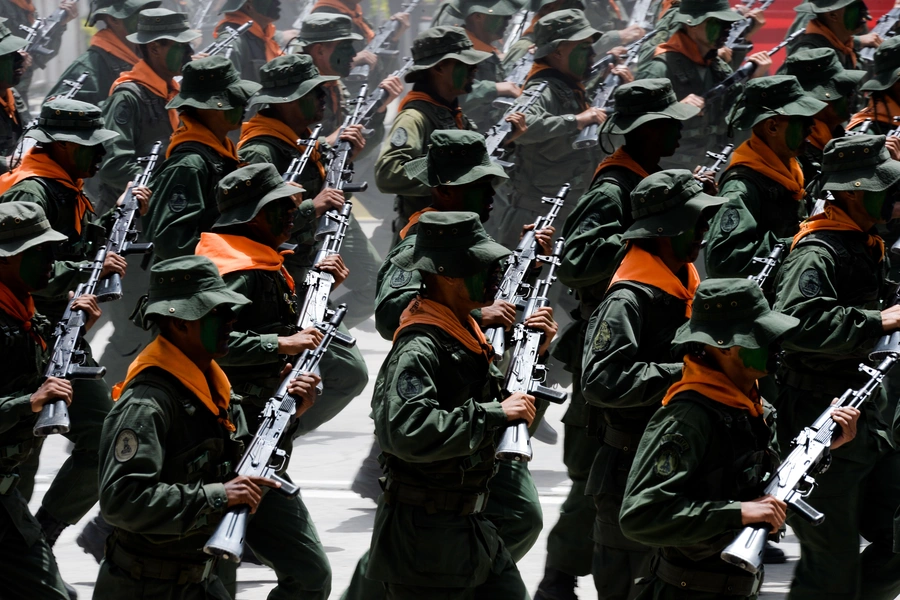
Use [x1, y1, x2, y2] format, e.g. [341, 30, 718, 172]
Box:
[296, 13, 364, 46]
[672, 0, 744, 26]
[126, 8, 201, 44]
[727, 75, 828, 130]
[533, 9, 601, 59]
[167, 55, 261, 111]
[405, 26, 492, 82]
[602, 78, 700, 135]
[27, 98, 119, 146]
[623, 169, 726, 240]
[458, 0, 522, 18]
[87, 0, 161, 25]
[0, 21, 26, 55]
[820, 134, 900, 193]
[218, 0, 250, 13]
[795, 0, 862, 15]
[249, 53, 339, 107]
[861, 36, 900, 92]
[214, 163, 302, 227]
[782, 48, 865, 102]
[404, 129, 509, 187]
[0, 202, 67, 257]
[529, 0, 584, 10]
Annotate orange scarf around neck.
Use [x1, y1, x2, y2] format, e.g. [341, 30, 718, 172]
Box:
[807, 118, 834, 151]
[90, 29, 140, 66]
[313, 0, 375, 42]
[806, 18, 856, 68]
[238, 114, 326, 180]
[112, 335, 235, 431]
[847, 94, 900, 131]
[523, 13, 540, 37]
[394, 297, 493, 359]
[465, 28, 498, 54]
[594, 147, 651, 179]
[0, 151, 92, 233]
[0, 283, 44, 349]
[654, 29, 711, 66]
[399, 207, 437, 240]
[730, 133, 805, 201]
[792, 203, 885, 261]
[524, 62, 587, 109]
[0, 89, 17, 125]
[608, 243, 700, 317]
[399, 90, 465, 129]
[216, 12, 282, 62]
[8, 0, 35, 21]
[662, 354, 764, 417]
[167, 113, 239, 162]
[110, 60, 180, 131]
[195, 232, 295, 292]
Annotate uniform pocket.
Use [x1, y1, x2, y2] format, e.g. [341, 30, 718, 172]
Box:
[412, 510, 480, 578]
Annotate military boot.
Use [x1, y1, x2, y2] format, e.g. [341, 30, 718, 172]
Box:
[35, 507, 78, 599]
[534, 566, 579, 600]
[350, 439, 384, 502]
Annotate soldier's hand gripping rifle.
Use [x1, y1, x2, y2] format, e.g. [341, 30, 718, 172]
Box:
[747, 242, 785, 288]
[496, 239, 569, 462]
[94, 142, 161, 302]
[204, 305, 351, 562]
[724, 0, 775, 53]
[486, 184, 569, 360]
[348, 0, 420, 83]
[356, 60, 414, 136]
[20, 7, 67, 60]
[494, 53, 535, 103]
[860, 7, 900, 63]
[695, 144, 734, 178]
[201, 21, 252, 57]
[705, 30, 801, 101]
[484, 81, 547, 167]
[282, 125, 322, 185]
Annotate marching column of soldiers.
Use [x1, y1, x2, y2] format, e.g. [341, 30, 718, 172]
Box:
[7, 0, 900, 598]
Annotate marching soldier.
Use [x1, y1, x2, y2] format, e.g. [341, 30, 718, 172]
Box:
[0, 21, 30, 174]
[848, 36, 900, 135]
[784, 0, 877, 71]
[214, 0, 283, 82]
[501, 0, 584, 67]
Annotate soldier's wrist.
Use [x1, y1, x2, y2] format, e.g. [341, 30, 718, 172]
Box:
[485, 401, 509, 428]
[202, 483, 229, 513]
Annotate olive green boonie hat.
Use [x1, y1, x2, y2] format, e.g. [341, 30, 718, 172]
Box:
[296, 14, 364, 47]
[126, 8, 201, 45]
[218, 0, 248, 13]
[391, 211, 511, 278]
[533, 9, 601, 59]
[782, 48, 865, 102]
[249, 54, 339, 108]
[404, 129, 508, 187]
[795, 0, 860, 15]
[140, 256, 250, 329]
[819, 134, 900, 193]
[861, 37, 900, 92]
[623, 169, 726, 240]
[87, 0, 161, 26]
[406, 26, 492, 82]
[214, 163, 302, 228]
[167, 56, 261, 111]
[457, 0, 521, 18]
[672, 0, 743, 26]
[602, 78, 700, 135]
[0, 202, 67, 257]
[672, 278, 799, 350]
[0, 21, 26, 56]
[27, 99, 119, 146]
[727, 75, 827, 131]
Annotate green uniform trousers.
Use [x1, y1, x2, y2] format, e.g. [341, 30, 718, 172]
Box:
[94, 558, 232, 600]
[337, 212, 382, 330]
[384, 551, 526, 600]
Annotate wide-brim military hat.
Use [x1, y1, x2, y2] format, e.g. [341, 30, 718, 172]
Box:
[391, 211, 510, 278]
[219, 0, 248, 13]
[140, 256, 251, 329]
[860, 37, 900, 92]
[458, 0, 522, 18]
[0, 21, 26, 55]
[795, 0, 860, 15]
[672, 0, 743, 26]
[249, 53, 339, 107]
[167, 55, 261, 110]
[87, 0, 161, 26]
[126, 8, 202, 45]
[728, 75, 827, 131]
[295, 13, 364, 48]
[602, 78, 700, 135]
[622, 169, 727, 240]
[529, 0, 584, 10]
[406, 26, 492, 82]
[782, 48, 865, 102]
[0, 201, 68, 257]
[533, 9, 601, 59]
[404, 129, 509, 186]
[820, 134, 900, 193]
[214, 163, 302, 227]
[673, 278, 799, 349]
[27, 98, 119, 146]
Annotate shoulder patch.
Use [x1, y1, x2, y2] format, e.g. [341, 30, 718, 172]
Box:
[114, 429, 138, 462]
[390, 127, 409, 148]
[390, 268, 413, 289]
[719, 207, 740, 233]
[577, 212, 602, 235]
[591, 320, 612, 353]
[654, 447, 679, 478]
[113, 100, 133, 126]
[169, 185, 188, 213]
[396, 369, 423, 400]
[660, 432, 690, 454]
[798, 267, 822, 298]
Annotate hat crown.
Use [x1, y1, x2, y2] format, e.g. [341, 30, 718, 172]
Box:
[742, 75, 807, 111]
[300, 13, 354, 42]
[534, 8, 590, 46]
[0, 201, 54, 245]
[613, 78, 678, 116]
[38, 98, 104, 131]
[216, 163, 285, 213]
[822, 133, 890, 174]
[428, 129, 489, 164]
[180, 55, 241, 94]
[416, 211, 490, 251]
[630, 169, 703, 221]
[873, 36, 900, 75]
[412, 26, 473, 63]
[458, 0, 519, 17]
[691, 278, 769, 323]
[783, 47, 843, 83]
[678, 0, 733, 18]
[148, 256, 229, 303]
[135, 8, 190, 34]
[259, 53, 321, 89]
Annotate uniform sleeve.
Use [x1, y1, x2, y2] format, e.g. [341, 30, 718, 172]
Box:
[374, 109, 431, 197]
[374, 244, 421, 340]
[635, 57, 669, 82]
[216, 272, 281, 367]
[98, 91, 143, 195]
[144, 159, 210, 260]
[372, 336, 509, 463]
[514, 83, 580, 144]
[0, 392, 35, 434]
[581, 289, 683, 409]
[462, 79, 499, 115]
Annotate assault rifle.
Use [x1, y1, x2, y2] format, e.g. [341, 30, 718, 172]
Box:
[725, 0, 775, 52]
[282, 125, 323, 185]
[20, 8, 67, 60]
[94, 141, 161, 302]
[348, 0, 420, 82]
[695, 144, 734, 178]
[34, 248, 108, 436]
[484, 81, 548, 166]
[486, 184, 569, 359]
[13, 71, 89, 169]
[846, 118, 874, 136]
[201, 21, 252, 57]
[357, 59, 414, 133]
[204, 305, 351, 562]
[705, 30, 802, 101]
[861, 8, 900, 63]
[747, 243, 784, 288]
[191, 0, 217, 30]
[495, 53, 534, 103]
[496, 238, 569, 462]
[501, 7, 532, 55]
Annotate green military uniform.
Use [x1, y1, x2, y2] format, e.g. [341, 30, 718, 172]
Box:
[144, 56, 260, 262]
[849, 37, 900, 137]
[0, 202, 71, 600]
[705, 76, 826, 289]
[772, 134, 900, 600]
[215, 0, 280, 82]
[501, 0, 583, 69]
[94, 256, 251, 600]
[620, 278, 799, 600]
[0, 0, 68, 102]
[45, 0, 162, 106]
[0, 21, 29, 174]
[783, 0, 864, 72]
[582, 170, 725, 600]
[374, 26, 490, 246]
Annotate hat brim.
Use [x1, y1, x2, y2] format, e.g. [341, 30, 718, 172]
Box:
[167, 79, 262, 110]
[249, 74, 339, 107]
[795, 0, 858, 14]
[0, 35, 26, 55]
[299, 32, 365, 46]
[622, 192, 726, 240]
[0, 227, 68, 257]
[533, 27, 602, 59]
[672, 8, 743, 26]
[213, 183, 301, 228]
[390, 238, 511, 278]
[822, 159, 900, 193]
[860, 66, 900, 92]
[804, 69, 866, 101]
[672, 310, 800, 349]
[26, 127, 119, 146]
[404, 156, 509, 186]
[730, 94, 827, 130]
[142, 287, 251, 329]
[605, 102, 700, 135]
[218, 0, 247, 14]
[405, 48, 493, 82]
[88, 0, 161, 25]
[126, 29, 202, 45]
[464, 0, 521, 18]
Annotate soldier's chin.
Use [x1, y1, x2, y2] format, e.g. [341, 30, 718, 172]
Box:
[464, 83, 474, 93]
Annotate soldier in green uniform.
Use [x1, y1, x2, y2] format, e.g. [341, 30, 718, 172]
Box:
[144, 56, 260, 262]
[537, 78, 699, 600]
[620, 278, 861, 600]
[0, 202, 96, 599]
[94, 255, 320, 599]
[582, 169, 726, 600]
[783, 0, 876, 72]
[0, 20, 30, 174]
[214, 0, 283, 82]
[500, 0, 583, 68]
[772, 133, 900, 600]
[45, 0, 162, 106]
[848, 37, 900, 136]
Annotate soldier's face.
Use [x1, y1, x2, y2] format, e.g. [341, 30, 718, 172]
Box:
[442, 60, 477, 94]
[441, 178, 496, 222]
[297, 88, 327, 122]
[161, 41, 192, 75]
[704, 18, 728, 48]
[0, 52, 23, 87]
[329, 40, 357, 78]
[251, 0, 282, 20]
[256, 198, 296, 245]
[841, 2, 866, 32]
[463, 259, 504, 304]
[669, 215, 709, 263]
[198, 306, 237, 356]
[861, 188, 900, 223]
[16, 243, 54, 291]
[638, 119, 682, 156]
[69, 143, 105, 178]
[564, 40, 594, 80]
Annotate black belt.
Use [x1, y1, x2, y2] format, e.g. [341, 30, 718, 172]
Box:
[382, 478, 489, 516]
[651, 554, 761, 596]
[108, 542, 217, 584]
[603, 426, 642, 453]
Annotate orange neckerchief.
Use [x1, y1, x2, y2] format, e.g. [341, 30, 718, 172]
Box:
[112, 335, 235, 431]
[792, 203, 885, 261]
[806, 19, 856, 68]
[662, 354, 764, 417]
[524, 62, 587, 109]
[609, 243, 700, 317]
[399, 207, 437, 240]
[654, 29, 711, 65]
[110, 60, 180, 131]
[0, 151, 93, 233]
[90, 29, 140, 66]
[730, 133, 805, 201]
[522, 13, 540, 37]
[0, 89, 18, 125]
[398, 90, 465, 129]
[594, 147, 650, 179]
[195, 232, 295, 292]
[313, 0, 375, 43]
[847, 95, 900, 130]
[167, 113, 239, 162]
[807, 118, 834, 151]
[465, 28, 498, 55]
[0, 283, 45, 349]
[216, 13, 282, 61]
[394, 297, 493, 359]
[238, 114, 327, 180]
[8, 0, 35, 23]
